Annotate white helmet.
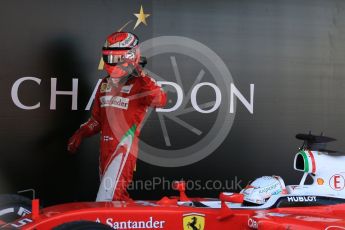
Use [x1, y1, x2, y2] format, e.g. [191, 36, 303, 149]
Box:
[241, 176, 287, 205]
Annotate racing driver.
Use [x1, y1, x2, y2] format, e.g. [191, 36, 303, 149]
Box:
[67, 32, 167, 201]
[241, 176, 287, 205]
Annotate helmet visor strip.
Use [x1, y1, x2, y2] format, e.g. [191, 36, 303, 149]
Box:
[106, 54, 124, 64]
[102, 49, 136, 65]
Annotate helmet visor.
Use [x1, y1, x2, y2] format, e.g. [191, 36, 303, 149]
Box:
[102, 49, 136, 66]
[104, 54, 125, 65]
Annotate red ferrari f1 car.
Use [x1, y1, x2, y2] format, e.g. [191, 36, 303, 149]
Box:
[1, 133, 345, 230]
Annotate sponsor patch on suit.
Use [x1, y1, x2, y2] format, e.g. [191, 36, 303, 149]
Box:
[100, 96, 129, 110]
[100, 83, 111, 93]
[121, 84, 133, 94]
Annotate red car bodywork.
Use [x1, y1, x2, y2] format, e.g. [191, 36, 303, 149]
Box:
[5, 194, 345, 230]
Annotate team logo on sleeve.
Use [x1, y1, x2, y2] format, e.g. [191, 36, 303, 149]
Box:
[100, 83, 111, 93]
[183, 213, 205, 230]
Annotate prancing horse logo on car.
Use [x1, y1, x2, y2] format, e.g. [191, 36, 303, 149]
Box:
[183, 213, 205, 230]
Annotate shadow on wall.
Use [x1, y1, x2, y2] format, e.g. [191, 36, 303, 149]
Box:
[27, 36, 100, 206]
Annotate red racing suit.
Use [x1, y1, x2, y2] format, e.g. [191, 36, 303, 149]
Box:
[73, 69, 166, 201]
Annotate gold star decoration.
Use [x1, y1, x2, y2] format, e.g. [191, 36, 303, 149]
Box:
[133, 5, 150, 29]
